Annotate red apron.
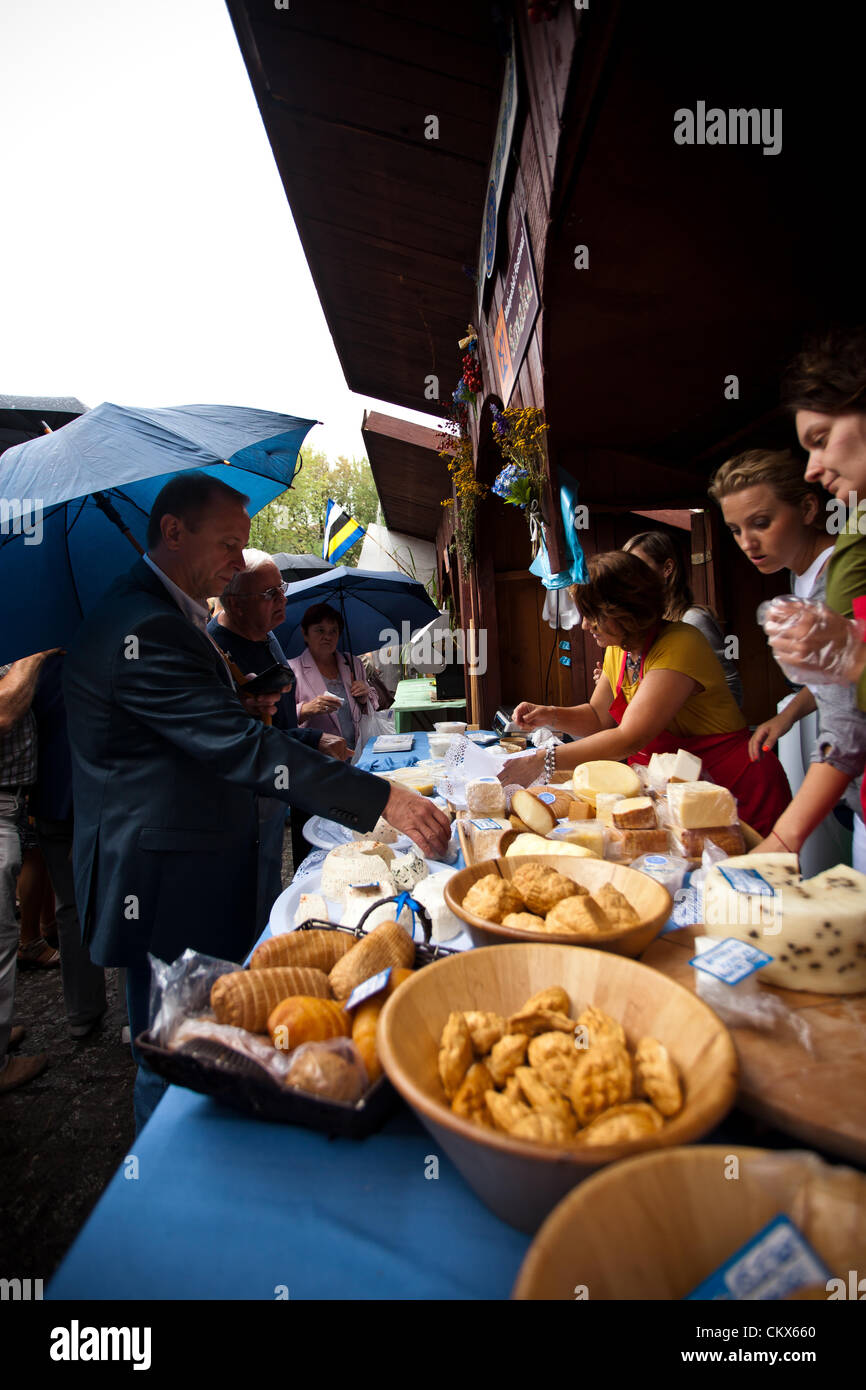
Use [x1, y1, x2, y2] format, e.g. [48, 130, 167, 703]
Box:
[609, 638, 791, 839]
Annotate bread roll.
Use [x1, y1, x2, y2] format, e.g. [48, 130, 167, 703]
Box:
[211, 967, 332, 1032]
[250, 929, 354, 972]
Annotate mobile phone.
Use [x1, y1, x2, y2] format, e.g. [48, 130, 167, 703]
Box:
[241, 663, 295, 696]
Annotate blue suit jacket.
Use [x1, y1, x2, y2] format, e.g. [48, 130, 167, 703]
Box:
[63, 559, 389, 967]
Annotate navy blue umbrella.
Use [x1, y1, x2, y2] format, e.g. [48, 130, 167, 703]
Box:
[0, 402, 316, 664]
[272, 566, 438, 658]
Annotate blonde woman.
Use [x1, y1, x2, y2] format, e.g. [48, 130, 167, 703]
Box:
[709, 446, 866, 865]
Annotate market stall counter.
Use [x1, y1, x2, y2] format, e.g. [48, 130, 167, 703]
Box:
[47, 729, 533, 1300]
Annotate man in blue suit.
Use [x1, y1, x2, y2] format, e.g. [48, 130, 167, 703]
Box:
[64, 474, 449, 1131]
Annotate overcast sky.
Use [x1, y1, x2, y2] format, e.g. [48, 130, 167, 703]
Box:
[0, 0, 442, 462]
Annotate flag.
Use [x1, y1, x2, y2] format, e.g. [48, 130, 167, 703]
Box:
[322, 498, 365, 563]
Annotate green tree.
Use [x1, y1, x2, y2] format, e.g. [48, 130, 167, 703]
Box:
[248, 449, 381, 563]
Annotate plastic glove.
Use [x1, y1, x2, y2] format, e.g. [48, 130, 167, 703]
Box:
[757, 595, 866, 686]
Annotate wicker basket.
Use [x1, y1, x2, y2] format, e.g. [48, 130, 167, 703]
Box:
[136, 899, 458, 1137]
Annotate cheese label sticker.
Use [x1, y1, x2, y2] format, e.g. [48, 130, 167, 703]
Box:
[470, 818, 503, 830]
[345, 967, 392, 1012]
[718, 866, 775, 896]
[537, 792, 556, 803]
[348, 879, 381, 889]
[685, 1214, 831, 1301]
[689, 936, 773, 984]
[669, 884, 702, 929]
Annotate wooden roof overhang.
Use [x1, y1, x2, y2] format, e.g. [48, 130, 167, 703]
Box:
[540, 0, 866, 509]
[227, 0, 505, 417]
[361, 410, 451, 542]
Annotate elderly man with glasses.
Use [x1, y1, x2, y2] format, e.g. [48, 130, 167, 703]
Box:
[208, 550, 349, 926]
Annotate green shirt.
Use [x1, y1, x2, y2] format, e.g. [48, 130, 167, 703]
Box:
[825, 513, 866, 712]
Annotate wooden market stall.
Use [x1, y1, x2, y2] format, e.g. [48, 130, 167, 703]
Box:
[229, 0, 866, 728]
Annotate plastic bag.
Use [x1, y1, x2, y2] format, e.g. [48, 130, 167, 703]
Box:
[692, 936, 815, 1054]
[285, 1038, 369, 1103]
[757, 594, 866, 686]
[352, 706, 395, 763]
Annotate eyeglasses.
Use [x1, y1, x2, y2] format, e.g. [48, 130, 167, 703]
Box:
[235, 582, 289, 602]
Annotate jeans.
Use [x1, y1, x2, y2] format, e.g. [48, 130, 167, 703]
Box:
[0, 790, 22, 1067]
[35, 817, 106, 1028]
[125, 957, 168, 1136]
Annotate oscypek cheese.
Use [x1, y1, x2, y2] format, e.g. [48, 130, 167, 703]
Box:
[703, 853, 866, 993]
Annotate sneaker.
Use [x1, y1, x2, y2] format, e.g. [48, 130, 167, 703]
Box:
[70, 1014, 105, 1040]
[9, 1026, 26, 1050]
[0, 1053, 48, 1093]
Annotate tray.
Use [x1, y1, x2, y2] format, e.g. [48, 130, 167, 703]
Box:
[137, 903, 458, 1138]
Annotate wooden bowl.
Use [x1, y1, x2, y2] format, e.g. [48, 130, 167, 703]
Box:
[444, 855, 672, 956]
[377, 943, 738, 1232]
[513, 1145, 866, 1298]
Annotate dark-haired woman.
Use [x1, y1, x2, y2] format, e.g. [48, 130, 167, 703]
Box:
[288, 603, 376, 752]
[507, 551, 791, 836]
[623, 531, 743, 707]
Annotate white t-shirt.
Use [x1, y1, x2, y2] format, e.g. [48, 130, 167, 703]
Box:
[793, 545, 835, 599]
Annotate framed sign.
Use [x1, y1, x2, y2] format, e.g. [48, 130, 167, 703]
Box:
[476, 26, 518, 315]
[492, 214, 540, 404]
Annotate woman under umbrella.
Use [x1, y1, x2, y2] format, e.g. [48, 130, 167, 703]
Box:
[288, 603, 378, 753]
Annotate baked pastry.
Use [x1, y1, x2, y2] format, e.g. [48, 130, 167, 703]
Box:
[250, 929, 354, 972]
[522, 987, 571, 1015]
[451, 1061, 495, 1127]
[328, 920, 415, 999]
[486, 1032, 528, 1084]
[285, 1042, 366, 1103]
[514, 1066, 578, 1134]
[462, 874, 525, 924]
[544, 895, 610, 934]
[578, 1101, 665, 1145]
[530, 1038, 580, 1094]
[501, 911, 547, 932]
[462, 1010, 506, 1054]
[510, 1110, 576, 1145]
[438, 1010, 474, 1099]
[594, 883, 640, 928]
[211, 967, 332, 1032]
[506, 1007, 575, 1038]
[510, 863, 581, 916]
[569, 1040, 633, 1125]
[634, 1037, 683, 1117]
[267, 996, 350, 1050]
[485, 1088, 532, 1134]
[575, 1005, 626, 1050]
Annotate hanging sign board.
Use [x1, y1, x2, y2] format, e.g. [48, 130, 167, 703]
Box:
[492, 214, 540, 405]
[476, 27, 518, 315]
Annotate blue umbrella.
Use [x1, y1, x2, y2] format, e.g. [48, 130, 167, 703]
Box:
[272, 566, 438, 658]
[0, 402, 316, 664]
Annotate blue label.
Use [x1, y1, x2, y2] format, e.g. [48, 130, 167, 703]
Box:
[669, 884, 702, 929]
[537, 793, 555, 804]
[470, 818, 503, 830]
[345, 967, 393, 1012]
[689, 936, 773, 984]
[686, 1214, 831, 1301]
[718, 867, 775, 896]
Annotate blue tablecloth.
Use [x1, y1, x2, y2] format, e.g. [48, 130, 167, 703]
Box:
[47, 1088, 529, 1300]
[47, 728, 530, 1301]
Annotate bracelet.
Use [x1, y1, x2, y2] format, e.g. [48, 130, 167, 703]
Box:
[543, 745, 557, 782]
[770, 828, 793, 853]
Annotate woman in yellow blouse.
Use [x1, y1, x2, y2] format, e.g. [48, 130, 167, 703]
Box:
[508, 550, 791, 836]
